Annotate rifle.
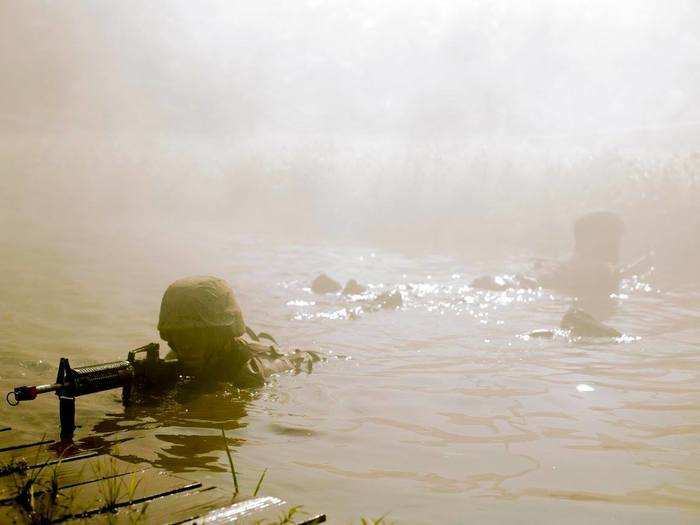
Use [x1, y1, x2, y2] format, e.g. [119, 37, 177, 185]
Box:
[617, 251, 654, 278]
[6, 343, 182, 439]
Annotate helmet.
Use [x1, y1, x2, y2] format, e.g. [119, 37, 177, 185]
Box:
[158, 276, 245, 335]
[158, 276, 245, 368]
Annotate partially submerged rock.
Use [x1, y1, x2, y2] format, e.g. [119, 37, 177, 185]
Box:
[515, 274, 539, 289]
[471, 275, 513, 291]
[471, 274, 538, 291]
[560, 307, 621, 337]
[342, 279, 367, 295]
[527, 329, 556, 339]
[374, 289, 403, 309]
[311, 273, 342, 294]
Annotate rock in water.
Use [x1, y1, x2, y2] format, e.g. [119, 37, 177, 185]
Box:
[471, 274, 527, 291]
[515, 274, 540, 289]
[311, 273, 342, 294]
[560, 307, 621, 337]
[342, 279, 366, 295]
[471, 275, 508, 291]
[374, 290, 403, 309]
[528, 329, 555, 339]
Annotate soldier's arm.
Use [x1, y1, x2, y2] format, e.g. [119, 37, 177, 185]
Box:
[231, 339, 321, 386]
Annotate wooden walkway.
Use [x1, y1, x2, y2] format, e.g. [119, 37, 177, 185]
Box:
[0, 427, 325, 524]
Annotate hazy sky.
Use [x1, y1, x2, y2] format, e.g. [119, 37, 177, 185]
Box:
[2, 1, 699, 139]
[1, 1, 698, 259]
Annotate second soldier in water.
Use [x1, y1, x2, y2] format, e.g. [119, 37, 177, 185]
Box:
[157, 276, 319, 387]
[471, 211, 651, 337]
[472, 211, 630, 297]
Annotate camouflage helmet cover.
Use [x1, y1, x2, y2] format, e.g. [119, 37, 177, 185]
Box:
[158, 276, 245, 339]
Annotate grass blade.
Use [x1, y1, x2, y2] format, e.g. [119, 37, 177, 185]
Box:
[253, 468, 267, 497]
[220, 426, 239, 495]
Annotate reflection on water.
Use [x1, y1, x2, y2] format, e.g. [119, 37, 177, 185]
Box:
[1, 234, 699, 523]
[80, 384, 254, 473]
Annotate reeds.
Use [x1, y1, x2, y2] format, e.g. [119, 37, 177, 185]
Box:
[7, 440, 76, 524]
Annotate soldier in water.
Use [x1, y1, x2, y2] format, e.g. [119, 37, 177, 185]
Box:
[158, 276, 319, 387]
[473, 211, 652, 335]
[535, 211, 625, 299]
[473, 211, 649, 301]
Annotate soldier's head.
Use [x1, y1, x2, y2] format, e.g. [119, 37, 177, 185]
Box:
[157, 276, 245, 370]
[573, 211, 625, 265]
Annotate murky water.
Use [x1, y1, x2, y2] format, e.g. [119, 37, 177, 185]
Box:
[1, 231, 699, 523]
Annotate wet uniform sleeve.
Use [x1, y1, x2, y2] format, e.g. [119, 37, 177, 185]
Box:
[223, 339, 321, 387]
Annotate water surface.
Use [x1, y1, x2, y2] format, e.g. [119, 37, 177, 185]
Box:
[1, 232, 698, 523]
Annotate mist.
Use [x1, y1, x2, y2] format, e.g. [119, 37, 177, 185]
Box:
[2, 0, 699, 274]
[2, 4, 700, 522]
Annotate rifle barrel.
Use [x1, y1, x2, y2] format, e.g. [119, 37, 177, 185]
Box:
[7, 382, 62, 404]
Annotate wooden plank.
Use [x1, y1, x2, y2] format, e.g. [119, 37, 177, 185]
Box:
[0, 451, 101, 483]
[0, 503, 26, 524]
[0, 436, 54, 454]
[0, 436, 319, 525]
[39, 466, 203, 522]
[0, 444, 52, 478]
[80, 486, 234, 525]
[0, 434, 56, 470]
[300, 515, 327, 525]
[0, 451, 326, 525]
[0, 454, 137, 502]
[170, 496, 286, 525]
[174, 496, 325, 525]
[173, 496, 285, 525]
[0, 438, 102, 476]
[0, 494, 327, 525]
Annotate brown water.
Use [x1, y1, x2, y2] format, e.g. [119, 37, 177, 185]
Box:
[1, 230, 699, 523]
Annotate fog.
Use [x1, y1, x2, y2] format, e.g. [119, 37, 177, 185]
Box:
[2, 4, 700, 521]
[2, 1, 699, 275]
